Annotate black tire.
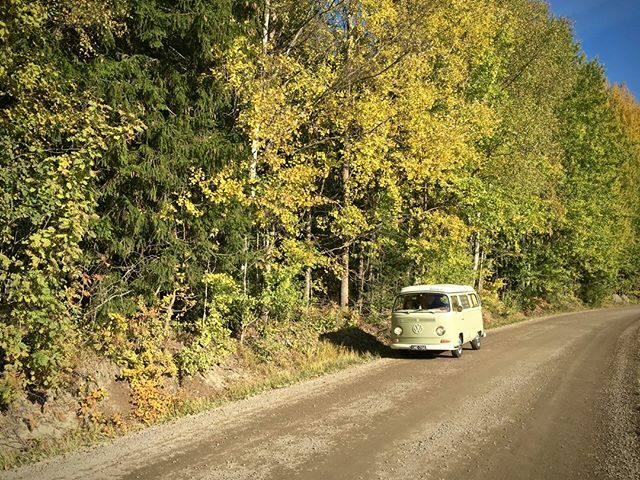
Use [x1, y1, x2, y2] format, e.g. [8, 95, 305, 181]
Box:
[451, 337, 463, 358]
[470, 333, 481, 350]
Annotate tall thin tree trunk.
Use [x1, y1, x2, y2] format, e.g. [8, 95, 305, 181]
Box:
[245, 1, 271, 305]
[202, 279, 208, 330]
[473, 231, 481, 288]
[262, 0, 272, 291]
[261, 228, 274, 322]
[357, 248, 365, 314]
[304, 267, 312, 307]
[262, 0, 271, 55]
[472, 213, 482, 289]
[478, 248, 486, 293]
[303, 216, 312, 307]
[340, 246, 350, 309]
[242, 236, 249, 295]
[340, 5, 353, 310]
[340, 159, 351, 309]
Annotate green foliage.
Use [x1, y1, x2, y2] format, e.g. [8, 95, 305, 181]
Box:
[93, 299, 178, 423]
[2, 0, 640, 413]
[555, 60, 632, 304]
[174, 273, 237, 376]
[611, 84, 640, 293]
[95, 301, 175, 377]
[0, 0, 140, 405]
[248, 306, 353, 363]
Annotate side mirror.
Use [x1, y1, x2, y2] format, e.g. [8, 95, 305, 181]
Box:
[456, 306, 463, 313]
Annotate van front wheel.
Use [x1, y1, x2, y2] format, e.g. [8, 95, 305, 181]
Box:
[470, 333, 481, 350]
[451, 338, 463, 358]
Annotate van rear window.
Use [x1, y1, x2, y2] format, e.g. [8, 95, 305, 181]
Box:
[459, 294, 471, 309]
[393, 293, 450, 312]
[469, 294, 479, 307]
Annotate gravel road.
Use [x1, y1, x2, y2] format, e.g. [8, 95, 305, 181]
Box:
[3, 307, 639, 480]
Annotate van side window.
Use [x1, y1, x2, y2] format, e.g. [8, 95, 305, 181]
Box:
[459, 294, 470, 309]
[469, 294, 479, 308]
[451, 295, 462, 311]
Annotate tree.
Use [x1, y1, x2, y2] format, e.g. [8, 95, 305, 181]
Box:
[0, 0, 139, 403]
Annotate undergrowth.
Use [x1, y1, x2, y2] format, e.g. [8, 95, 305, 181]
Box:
[0, 336, 377, 470]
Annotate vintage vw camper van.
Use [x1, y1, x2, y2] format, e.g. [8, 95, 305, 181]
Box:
[390, 284, 485, 357]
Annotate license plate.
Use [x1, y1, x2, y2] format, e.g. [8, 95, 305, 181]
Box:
[410, 345, 428, 351]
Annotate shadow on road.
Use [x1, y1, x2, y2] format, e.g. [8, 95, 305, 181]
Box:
[320, 326, 389, 356]
[320, 326, 452, 360]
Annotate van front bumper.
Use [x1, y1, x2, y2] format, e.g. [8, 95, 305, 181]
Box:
[390, 342, 457, 351]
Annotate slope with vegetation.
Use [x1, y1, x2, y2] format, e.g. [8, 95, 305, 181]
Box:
[1, 0, 639, 465]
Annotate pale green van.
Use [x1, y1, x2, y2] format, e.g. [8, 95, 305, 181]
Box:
[390, 284, 485, 358]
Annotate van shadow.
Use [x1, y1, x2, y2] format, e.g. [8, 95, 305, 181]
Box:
[319, 326, 471, 360]
[320, 326, 389, 356]
[320, 326, 447, 360]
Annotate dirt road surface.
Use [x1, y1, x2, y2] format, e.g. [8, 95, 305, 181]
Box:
[3, 307, 640, 480]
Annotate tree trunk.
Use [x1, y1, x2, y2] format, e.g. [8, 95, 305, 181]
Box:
[303, 216, 312, 307]
[242, 236, 249, 295]
[262, 0, 271, 55]
[304, 267, 312, 307]
[340, 244, 350, 309]
[357, 248, 365, 314]
[340, 158, 351, 309]
[339, 3, 355, 310]
[250, 0, 270, 194]
[478, 248, 486, 293]
[261, 228, 274, 322]
[473, 231, 481, 288]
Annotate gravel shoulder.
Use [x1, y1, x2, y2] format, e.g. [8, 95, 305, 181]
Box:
[2, 306, 639, 480]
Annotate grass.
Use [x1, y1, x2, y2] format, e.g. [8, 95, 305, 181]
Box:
[0, 425, 112, 470]
[0, 340, 379, 471]
[173, 340, 379, 418]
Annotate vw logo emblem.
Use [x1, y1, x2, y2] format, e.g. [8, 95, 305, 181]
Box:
[412, 323, 423, 334]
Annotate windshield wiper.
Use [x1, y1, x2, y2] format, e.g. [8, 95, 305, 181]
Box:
[395, 308, 447, 313]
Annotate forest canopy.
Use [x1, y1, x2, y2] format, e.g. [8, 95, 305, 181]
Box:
[1, 0, 639, 407]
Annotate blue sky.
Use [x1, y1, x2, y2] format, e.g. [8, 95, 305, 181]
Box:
[547, 0, 640, 98]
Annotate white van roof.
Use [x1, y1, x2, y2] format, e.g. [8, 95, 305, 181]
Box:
[399, 284, 475, 294]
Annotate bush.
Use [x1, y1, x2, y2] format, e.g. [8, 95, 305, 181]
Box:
[174, 273, 237, 376]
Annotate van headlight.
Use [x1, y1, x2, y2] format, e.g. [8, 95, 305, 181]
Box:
[393, 326, 403, 336]
[436, 326, 445, 336]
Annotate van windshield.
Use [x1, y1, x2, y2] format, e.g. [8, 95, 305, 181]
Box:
[393, 293, 450, 312]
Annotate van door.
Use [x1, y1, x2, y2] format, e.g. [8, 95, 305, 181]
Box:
[450, 294, 465, 344]
[457, 293, 474, 343]
[467, 293, 483, 337]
